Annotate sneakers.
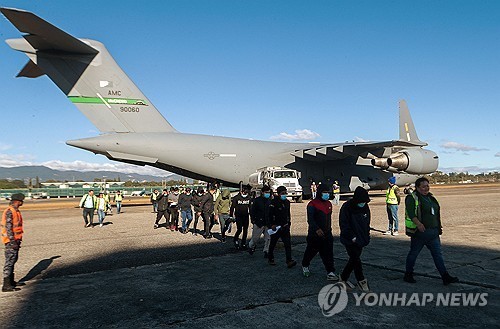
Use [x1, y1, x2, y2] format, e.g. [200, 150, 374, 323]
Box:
[357, 279, 370, 292]
[154, 224, 159, 229]
[327, 272, 340, 281]
[442, 272, 459, 286]
[268, 258, 276, 265]
[248, 247, 256, 255]
[403, 272, 417, 283]
[393, 230, 399, 236]
[233, 240, 239, 249]
[85, 223, 91, 228]
[302, 267, 311, 277]
[221, 238, 226, 243]
[287, 260, 297, 268]
[383, 230, 392, 235]
[340, 280, 356, 291]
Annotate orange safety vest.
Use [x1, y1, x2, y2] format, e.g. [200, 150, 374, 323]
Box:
[1, 206, 23, 244]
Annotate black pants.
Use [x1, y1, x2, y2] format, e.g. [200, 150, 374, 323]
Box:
[341, 243, 365, 282]
[268, 226, 292, 262]
[169, 207, 179, 227]
[302, 233, 335, 273]
[193, 212, 202, 233]
[233, 216, 249, 246]
[155, 209, 169, 225]
[202, 212, 213, 235]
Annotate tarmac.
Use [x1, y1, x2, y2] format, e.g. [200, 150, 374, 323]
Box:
[0, 184, 498, 328]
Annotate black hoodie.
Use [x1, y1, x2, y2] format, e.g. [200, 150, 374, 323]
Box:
[339, 187, 371, 247]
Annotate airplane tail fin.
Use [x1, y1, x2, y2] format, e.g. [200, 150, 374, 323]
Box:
[1, 7, 177, 133]
[398, 100, 425, 145]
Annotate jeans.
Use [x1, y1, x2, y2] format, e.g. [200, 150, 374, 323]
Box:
[152, 202, 158, 213]
[302, 233, 335, 273]
[97, 209, 106, 225]
[116, 201, 122, 214]
[218, 214, 230, 238]
[405, 228, 447, 276]
[333, 194, 340, 206]
[181, 209, 193, 231]
[386, 204, 399, 231]
[83, 208, 94, 226]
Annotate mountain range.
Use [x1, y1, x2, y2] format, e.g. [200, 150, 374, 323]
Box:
[0, 166, 185, 182]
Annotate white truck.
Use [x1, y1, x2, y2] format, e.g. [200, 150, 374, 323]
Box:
[248, 167, 303, 202]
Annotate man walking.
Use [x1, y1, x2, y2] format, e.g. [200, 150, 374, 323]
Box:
[302, 184, 337, 280]
[332, 181, 341, 206]
[2, 193, 25, 292]
[248, 186, 272, 257]
[154, 189, 169, 229]
[79, 189, 97, 228]
[385, 176, 400, 235]
[201, 185, 216, 239]
[267, 186, 296, 268]
[178, 187, 193, 234]
[230, 185, 252, 249]
[150, 189, 160, 213]
[114, 191, 123, 214]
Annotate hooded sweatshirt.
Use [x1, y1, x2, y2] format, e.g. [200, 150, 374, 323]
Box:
[214, 189, 231, 215]
[339, 186, 371, 247]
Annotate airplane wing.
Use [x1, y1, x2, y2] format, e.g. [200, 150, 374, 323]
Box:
[291, 100, 438, 175]
[291, 139, 427, 160]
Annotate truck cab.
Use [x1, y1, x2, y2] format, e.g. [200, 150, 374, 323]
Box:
[249, 167, 303, 202]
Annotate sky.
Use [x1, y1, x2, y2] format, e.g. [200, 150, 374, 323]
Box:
[0, 0, 499, 176]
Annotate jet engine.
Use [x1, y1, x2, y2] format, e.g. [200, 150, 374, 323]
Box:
[372, 148, 438, 174]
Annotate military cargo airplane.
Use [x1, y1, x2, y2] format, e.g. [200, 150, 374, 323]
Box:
[1, 8, 438, 194]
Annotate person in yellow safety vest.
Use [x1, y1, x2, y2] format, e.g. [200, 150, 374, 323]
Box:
[115, 191, 123, 214]
[1, 193, 25, 292]
[96, 192, 108, 227]
[310, 182, 317, 199]
[403, 177, 459, 285]
[79, 190, 97, 228]
[150, 189, 160, 213]
[384, 177, 400, 236]
[332, 181, 341, 205]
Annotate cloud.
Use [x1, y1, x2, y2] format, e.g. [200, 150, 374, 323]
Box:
[495, 152, 500, 157]
[270, 129, 320, 141]
[354, 136, 369, 142]
[0, 154, 173, 177]
[0, 143, 13, 151]
[440, 142, 488, 152]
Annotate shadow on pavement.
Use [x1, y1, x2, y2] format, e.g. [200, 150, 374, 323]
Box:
[3, 234, 499, 328]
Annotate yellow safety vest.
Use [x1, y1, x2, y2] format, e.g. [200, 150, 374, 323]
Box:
[386, 186, 398, 205]
[405, 192, 440, 233]
[405, 192, 419, 232]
